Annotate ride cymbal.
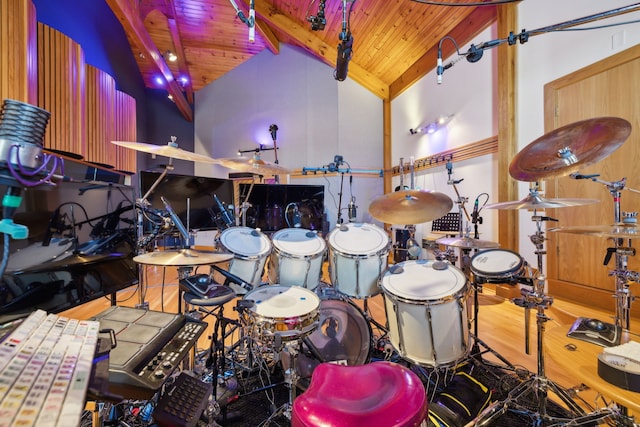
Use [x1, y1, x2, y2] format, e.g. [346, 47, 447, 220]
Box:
[551, 223, 640, 239]
[436, 236, 500, 249]
[368, 189, 453, 224]
[216, 155, 291, 175]
[509, 117, 631, 181]
[112, 140, 220, 164]
[134, 249, 234, 266]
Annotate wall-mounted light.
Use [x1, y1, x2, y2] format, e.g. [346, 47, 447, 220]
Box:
[409, 114, 454, 135]
[164, 51, 178, 62]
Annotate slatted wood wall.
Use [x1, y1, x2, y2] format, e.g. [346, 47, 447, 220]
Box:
[0, 0, 37, 104]
[2, 0, 137, 173]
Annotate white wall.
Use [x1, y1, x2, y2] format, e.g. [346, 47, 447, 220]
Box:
[194, 44, 383, 232]
[193, 1, 640, 268]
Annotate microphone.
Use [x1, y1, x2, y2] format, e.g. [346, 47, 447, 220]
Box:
[570, 173, 600, 180]
[213, 194, 233, 227]
[43, 208, 63, 246]
[293, 205, 302, 228]
[211, 265, 253, 292]
[348, 196, 357, 223]
[334, 33, 353, 81]
[437, 47, 443, 85]
[160, 196, 190, 244]
[471, 197, 480, 224]
[248, 0, 255, 42]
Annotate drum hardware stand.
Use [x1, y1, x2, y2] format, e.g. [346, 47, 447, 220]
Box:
[570, 174, 640, 330]
[261, 338, 302, 424]
[446, 159, 472, 238]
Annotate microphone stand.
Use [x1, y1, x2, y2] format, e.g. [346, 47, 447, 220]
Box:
[269, 124, 280, 184]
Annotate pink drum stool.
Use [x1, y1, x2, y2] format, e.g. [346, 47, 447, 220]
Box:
[291, 361, 427, 427]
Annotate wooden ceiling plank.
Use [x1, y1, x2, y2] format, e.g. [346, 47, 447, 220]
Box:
[389, 5, 497, 100]
[168, 17, 195, 103]
[107, 0, 193, 121]
[254, 0, 389, 99]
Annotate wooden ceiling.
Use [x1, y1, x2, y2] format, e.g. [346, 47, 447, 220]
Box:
[106, 0, 499, 121]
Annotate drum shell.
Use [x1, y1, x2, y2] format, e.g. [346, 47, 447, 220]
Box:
[470, 248, 524, 284]
[267, 228, 326, 290]
[216, 227, 271, 287]
[381, 260, 470, 366]
[328, 223, 390, 298]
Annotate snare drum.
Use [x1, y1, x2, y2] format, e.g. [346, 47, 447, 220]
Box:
[268, 228, 326, 290]
[381, 260, 470, 366]
[216, 227, 271, 290]
[328, 223, 390, 298]
[242, 285, 320, 341]
[470, 249, 524, 284]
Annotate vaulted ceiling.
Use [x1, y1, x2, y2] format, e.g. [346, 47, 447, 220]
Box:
[106, 0, 500, 121]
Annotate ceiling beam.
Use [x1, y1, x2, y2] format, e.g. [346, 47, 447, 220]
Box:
[253, 0, 389, 99]
[106, 0, 193, 122]
[389, 5, 497, 100]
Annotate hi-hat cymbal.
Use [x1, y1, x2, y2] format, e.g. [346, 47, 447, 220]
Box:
[112, 140, 220, 164]
[436, 236, 500, 249]
[216, 155, 291, 175]
[509, 117, 631, 181]
[551, 223, 640, 239]
[368, 189, 453, 224]
[486, 192, 600, 210]
[133, 249, 233, 266]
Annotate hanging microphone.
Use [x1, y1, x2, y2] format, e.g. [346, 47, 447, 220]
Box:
[348, 196, 357, 222]
[248, 0, 255, 42]
[269, 124, 278, 142]
[437, 47, 443, 85]
[334, 33, 353, 81]
[160, 196, 190, 243]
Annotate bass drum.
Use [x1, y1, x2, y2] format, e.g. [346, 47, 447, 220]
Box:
[296, 285, 372, 387]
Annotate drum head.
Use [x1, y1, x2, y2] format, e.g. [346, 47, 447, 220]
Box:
[381, 260, 467, 301]
[219, 227, 271, 258]
[328, 223, 390, 256]
[471, 249, 523, 277]
[243, 285, 319, 318]
[271, 228, 326, 257]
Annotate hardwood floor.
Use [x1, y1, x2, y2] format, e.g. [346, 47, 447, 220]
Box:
[61, 259, 640, 423]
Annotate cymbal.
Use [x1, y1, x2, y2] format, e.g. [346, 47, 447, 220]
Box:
[216, 155, 291, 175]
[486, 193, 599, 210]
[133, 249, 233, 266]
[368, 189, 453, 224]
[436, 236, 500, 249]
[509, 117, 631, 181]
[112, 140, 220, 164]
[551, 223, 640, 239]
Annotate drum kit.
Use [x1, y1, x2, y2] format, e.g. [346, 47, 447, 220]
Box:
[115, 116, 635, 425]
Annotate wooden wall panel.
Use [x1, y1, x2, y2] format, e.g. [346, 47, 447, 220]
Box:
[37, 23, 85, 156]
[85, 65, 116, 166]
[114, 90, 137, 173]
[0, 0, 37, 105]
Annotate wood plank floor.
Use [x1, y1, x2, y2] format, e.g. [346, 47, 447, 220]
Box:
[61, 260, 640, 424]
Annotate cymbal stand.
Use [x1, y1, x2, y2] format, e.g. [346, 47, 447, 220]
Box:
[497, 212, 587, 424]
[445, 160, 472, 238]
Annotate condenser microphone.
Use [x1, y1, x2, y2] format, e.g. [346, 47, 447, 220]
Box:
[293, 204, 302, 228]
[471, 197, 479, 224]
[437, 47, 443, 85]
[160, 196, 190, 244]
[348, 197, 357, 222]
[334, 33, 353, 81]
[213, 194, 233, 227]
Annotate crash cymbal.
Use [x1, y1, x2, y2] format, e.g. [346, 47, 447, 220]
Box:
[551, 223, 640, 239]
[216, 154, 291, 175]
[436, 236, 500, 249]
[133, 249, 234, 266]
[509, 117, 631, 181]
[368, 189, 453, 224]
[112, 140, 220, 164]
[486, 192, 599, 210]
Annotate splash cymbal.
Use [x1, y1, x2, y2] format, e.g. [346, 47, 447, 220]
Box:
[486, 192, 599, 210]
[436, 236, 500, 249]
[551, 223, 640, 239]
[216, 155, 291, 175]
[134, 249, 234, 266]
[509, 117, 631, 181]
[112, 140, 220, 164]
[368, 189, 453, 224]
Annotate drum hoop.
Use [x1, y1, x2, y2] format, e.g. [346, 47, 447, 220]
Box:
[470, 248, 523, 276]
[244, 285, 320, 318]
[219, 228, 272, 258]
[382, 282, 469, 306]
[328, 224, 390, 255]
